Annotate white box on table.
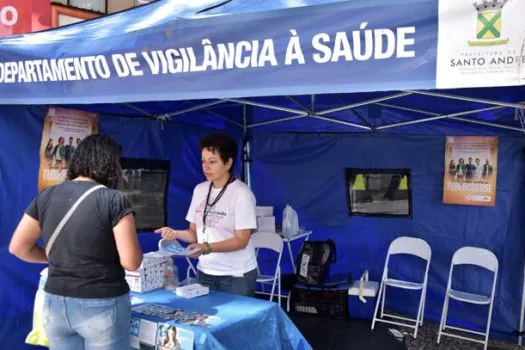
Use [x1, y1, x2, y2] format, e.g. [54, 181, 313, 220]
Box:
[125, 252, 171, 293]
[256, 206, 273, 217]
[175, 283, 210, 299]
[256, 216, 276, 231]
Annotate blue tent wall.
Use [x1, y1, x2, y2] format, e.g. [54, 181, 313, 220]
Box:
[1, 103, 525, 346]
[0, 105, 242, 349]
[250, 132, 525, 338]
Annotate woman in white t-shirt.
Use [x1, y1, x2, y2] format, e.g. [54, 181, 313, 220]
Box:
[155, 133, 258, 296]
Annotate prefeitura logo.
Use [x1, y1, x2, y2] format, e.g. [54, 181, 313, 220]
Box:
[468, 0, 510, 46]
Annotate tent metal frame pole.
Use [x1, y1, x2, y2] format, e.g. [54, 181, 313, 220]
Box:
[335, 94, 376, 131]
[206, 110, 244, 128]
[317, 92, 412, 115]
[448, 115, 525, 132]
[242, 104, 252, 188]
[162, 100, 243, 128]
[164, 100, 227, 118]
[248, 114, 307, 128]
[230, 92, 523, 132]
[224, 98, 307, 115]
[407, 90, 525, 109]
[376, 115, 449, 130]
[377, 105, 507, 130]
[375, 103, 441, 116]
[518, 265, 525, 346]
[310, 115, 372, 130]
[286, 96, 313, 114]
[245, 92, 410, 129]
[123, 103, 154, 117]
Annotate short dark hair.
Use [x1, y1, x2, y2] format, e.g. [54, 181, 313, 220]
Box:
[67, 134, 123, 189]
[200, 132, 237, 173]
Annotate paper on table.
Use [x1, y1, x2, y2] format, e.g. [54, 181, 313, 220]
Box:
[173, 246, 202, 256]
[138, 319, 158, 346]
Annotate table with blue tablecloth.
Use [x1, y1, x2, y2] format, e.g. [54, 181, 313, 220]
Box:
[131, 288, 311, 350]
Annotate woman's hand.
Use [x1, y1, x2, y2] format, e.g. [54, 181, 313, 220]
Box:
[154, 227, 180, 240]
[155, 225, 198, 243]
[187, 243, 207, 258]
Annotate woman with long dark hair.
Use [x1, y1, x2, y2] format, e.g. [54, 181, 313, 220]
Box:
[9, 134, 143, 349]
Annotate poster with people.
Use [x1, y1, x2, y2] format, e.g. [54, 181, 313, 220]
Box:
[443, 136, 498, 206]
[130, 318, 194, 350]
[38, 107, 98, 191]
[156, 323, 194, 350]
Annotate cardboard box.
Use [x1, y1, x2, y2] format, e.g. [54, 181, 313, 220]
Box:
[125, 254, 171, 293]
[256, 216, 276, 231]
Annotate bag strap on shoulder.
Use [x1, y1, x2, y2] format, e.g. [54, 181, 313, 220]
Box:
[45, 184, 105, 257]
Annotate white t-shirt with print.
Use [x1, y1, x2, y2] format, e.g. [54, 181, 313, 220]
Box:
[186, 179, 258, 276]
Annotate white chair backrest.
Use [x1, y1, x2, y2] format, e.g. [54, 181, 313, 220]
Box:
[251, 232, 283, 253]
[452, 246, 498, 272]
[388, 236, 431, 261]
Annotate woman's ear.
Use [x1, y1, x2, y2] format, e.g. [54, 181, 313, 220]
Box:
[226, 158, 233, 170]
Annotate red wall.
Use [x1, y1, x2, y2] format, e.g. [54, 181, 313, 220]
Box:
[0, 0, 51, 37]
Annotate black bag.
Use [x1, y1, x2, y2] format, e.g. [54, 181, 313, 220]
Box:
[296, 239, 336, 285]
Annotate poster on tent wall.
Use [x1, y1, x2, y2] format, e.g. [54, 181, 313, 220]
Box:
[443, 136, 498, 206]
[436, 0, 525, 88]
[38, 108, 99, 192]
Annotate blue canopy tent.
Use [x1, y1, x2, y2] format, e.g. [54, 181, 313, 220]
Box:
[1, 0, 525, 348]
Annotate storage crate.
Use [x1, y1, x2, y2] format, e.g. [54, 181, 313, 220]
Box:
[290, 281, 350, 319]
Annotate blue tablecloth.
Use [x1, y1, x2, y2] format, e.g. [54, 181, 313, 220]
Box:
[131, 288, 311, 350]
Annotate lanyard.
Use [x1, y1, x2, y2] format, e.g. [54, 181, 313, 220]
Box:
[202, 176, 233, 242]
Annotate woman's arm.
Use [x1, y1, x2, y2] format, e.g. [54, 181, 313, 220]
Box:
[113, 213, 143, 271]
[187, 229, 252, 257]
[155, 223, 198, 243]
[9, 214, 48, 263]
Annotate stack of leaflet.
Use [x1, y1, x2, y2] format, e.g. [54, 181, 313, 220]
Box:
[175, 283, 210, 299]
[255, 206, 276, 232]
[154, 239, 201, 257]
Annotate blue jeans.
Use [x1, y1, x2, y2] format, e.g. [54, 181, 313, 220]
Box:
[42, 291, 131, 350]
[197, 269, 257, 297]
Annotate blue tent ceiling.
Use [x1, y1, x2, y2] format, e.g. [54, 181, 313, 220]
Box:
[62, 84, 525, 135]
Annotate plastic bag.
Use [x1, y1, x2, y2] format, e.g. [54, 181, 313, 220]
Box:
[25, 268, 49, 347]
[282, 204, 299, 237]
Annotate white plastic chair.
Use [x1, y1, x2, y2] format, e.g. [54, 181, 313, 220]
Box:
[252, 232, 284, 306]
[437, 247, 498, 350]
[371, 236, 432, 338]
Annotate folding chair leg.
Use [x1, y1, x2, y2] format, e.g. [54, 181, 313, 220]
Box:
[413, 288, 426, 339]
[420, 288, 426, 326]
[437, 295, 449, 344]
[484, 301, 495, 350]
[270, 279, 276, 303]
[278, 271, 282, 308]
[380, 284, 387, 318]
[371, 280, 385, 331]
[443, 295, 450, 329]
